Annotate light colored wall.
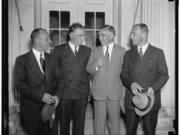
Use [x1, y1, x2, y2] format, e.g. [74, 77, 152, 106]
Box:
[8, 0, 35, 107]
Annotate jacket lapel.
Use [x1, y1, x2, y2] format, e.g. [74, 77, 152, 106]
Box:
[134, 44, 153, 76]
[131, 47, 141, 76]
[28, 51, 45, 79]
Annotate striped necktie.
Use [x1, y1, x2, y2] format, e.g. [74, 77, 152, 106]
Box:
[40, 53, 45, 73]
[105, 46, 109, 61]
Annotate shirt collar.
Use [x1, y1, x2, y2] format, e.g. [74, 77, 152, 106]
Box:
[32, 48, 44, 58]
[69, 41, 79, 50]
[138, 42, 149, 54]
[103, 42, 114, 48]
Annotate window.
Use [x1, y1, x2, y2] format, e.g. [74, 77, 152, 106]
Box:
[85, 12, 105, 48]
[49, 11, 70, 48]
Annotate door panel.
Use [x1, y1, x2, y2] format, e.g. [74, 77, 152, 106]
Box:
[41, 0, 113, 47]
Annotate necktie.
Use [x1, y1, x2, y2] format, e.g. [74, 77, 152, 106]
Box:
[75, 45, 78, 56]
[105, 46, 109, 61]
[139, 48, 143, 59]
[40, 53, 45, 73]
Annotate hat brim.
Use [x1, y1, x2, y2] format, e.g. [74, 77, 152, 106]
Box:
[120, 97, 125, 114]
[134, 93, 155, 116]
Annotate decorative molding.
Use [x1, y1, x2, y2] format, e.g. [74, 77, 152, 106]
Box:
[85, 0, 105, 4]
[48, 0, 70, 4]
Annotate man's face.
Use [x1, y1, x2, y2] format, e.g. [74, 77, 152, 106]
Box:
[99, 29, 114, 46]
[130, 26, 146, 46]
[70, 28, 85, 45]
[38, 31, 50, 51]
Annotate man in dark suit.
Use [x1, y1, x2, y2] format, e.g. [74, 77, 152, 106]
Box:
[120, 23, 169, 135]
[15, 28, 59, 135]
[49, 23, 91, 135]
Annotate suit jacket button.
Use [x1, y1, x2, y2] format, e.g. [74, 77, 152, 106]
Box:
[68, 70, 72, 73]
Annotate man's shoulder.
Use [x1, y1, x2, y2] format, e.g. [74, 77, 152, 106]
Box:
[94, 45, 102, 51]
[149, 44, 163, 53]
[16, 51, 31, 62]
[81, 45, 91, 52]
[114, 44, 126, 52]
[54, 43, 67, 51]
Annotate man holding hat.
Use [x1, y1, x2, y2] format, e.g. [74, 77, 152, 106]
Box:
[121, 23, 169, 135]
[15, 28, 59, 135]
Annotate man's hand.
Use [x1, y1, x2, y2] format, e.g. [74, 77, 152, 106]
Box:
[42, 93, 54, 104]
[147, 87, 154, 94]
[52, 96, 59, 107]
[131, 82, 143, 95]
[96, 59, 104, 68]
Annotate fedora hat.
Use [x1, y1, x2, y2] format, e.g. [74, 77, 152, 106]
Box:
[132, 92, 155, 116]
[120, 97, 125, 113]
[41, 103, 56, 128]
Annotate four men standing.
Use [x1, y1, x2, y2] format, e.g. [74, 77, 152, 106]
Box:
[15, 23, 169, 135]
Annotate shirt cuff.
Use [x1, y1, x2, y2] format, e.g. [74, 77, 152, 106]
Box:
[95, 67, 99, 72]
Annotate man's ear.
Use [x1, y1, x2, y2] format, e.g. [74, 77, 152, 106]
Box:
[109, 32, 114, 40]
[69, 32, 73, 39]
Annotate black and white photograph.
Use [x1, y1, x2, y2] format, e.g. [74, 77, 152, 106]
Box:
[2, 0, 178, 135]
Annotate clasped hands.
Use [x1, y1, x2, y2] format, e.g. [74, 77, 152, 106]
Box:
[131, 82, 154, 95]
[42, 93, 59, 107]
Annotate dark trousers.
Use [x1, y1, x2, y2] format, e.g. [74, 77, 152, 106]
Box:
[126, 109, 158, 135]
[58, 98, 88, 135]
[21, 117, 58, 135]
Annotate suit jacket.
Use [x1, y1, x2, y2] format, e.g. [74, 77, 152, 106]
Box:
[87, 44, 126, 100]
[15, 51, 51, 120]
[120, 44, 169, 111]
[49, 43, 91, 100]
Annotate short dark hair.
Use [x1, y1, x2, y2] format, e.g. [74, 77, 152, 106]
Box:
[68, 22, 85, 34]
[66, 23, 85, 41]
[100, 25, 115, 35]
[133, 23, 149, 34]
[30, 28, 47, 43]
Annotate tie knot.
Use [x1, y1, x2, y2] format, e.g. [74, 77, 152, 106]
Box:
[40, 52, 43, 58]
[107, 45, 109, 50]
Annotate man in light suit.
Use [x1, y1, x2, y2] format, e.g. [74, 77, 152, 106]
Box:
[15, 28, 59, 135]
[87, 25, 126, 135]
[120, 23, 169, 135]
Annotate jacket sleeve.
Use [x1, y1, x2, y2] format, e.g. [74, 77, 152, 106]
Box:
[86, 49, 99, 75]
[15, 57, 45, 103]
[48, 48, 64, 100]
[150, 50, 169, 92]
[120, 52, 134, 90]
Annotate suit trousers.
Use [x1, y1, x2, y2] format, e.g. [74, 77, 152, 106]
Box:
[94, 99, 120, 135]
[21, 117, 57, 135]
[125, 109, 158, 135]
[58, 98, 88, 135]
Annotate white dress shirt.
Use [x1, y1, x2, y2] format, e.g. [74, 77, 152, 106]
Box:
[69, 41, 80, 54]
[137, 42, 149, 55]
[32, 48, 45, 73]
[103, 42, 114, 60]
[95, 42, 114, 71]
